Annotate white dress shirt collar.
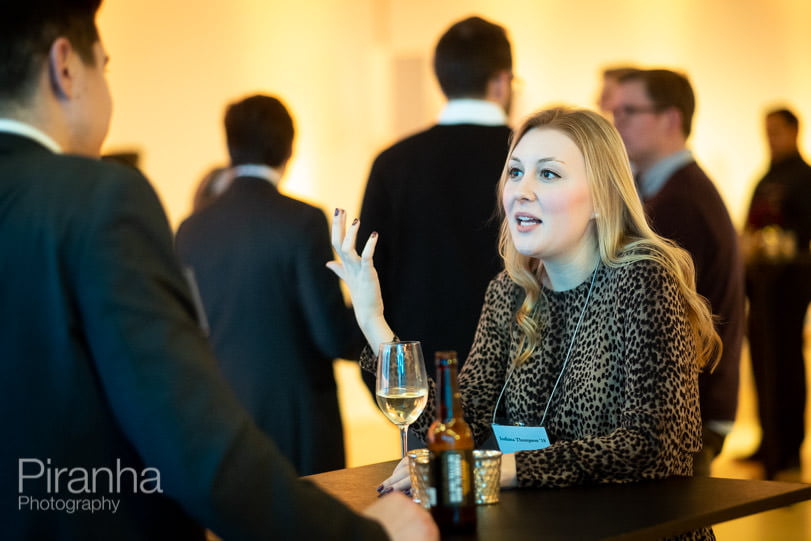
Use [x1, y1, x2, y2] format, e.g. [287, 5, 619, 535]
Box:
[437, 99, 508, 126]
[231, 164, 281, 188]
[0, 118, 62, 153]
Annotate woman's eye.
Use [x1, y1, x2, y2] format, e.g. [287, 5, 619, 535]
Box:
[539, 168, 561, 180]
[508, 166, 523, 180]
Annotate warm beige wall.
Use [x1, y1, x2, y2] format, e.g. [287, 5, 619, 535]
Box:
[97, 0, 811, 230]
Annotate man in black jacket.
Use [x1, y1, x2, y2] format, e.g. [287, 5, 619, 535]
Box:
[0, 1, 436, 539]
[358, 16, 514, 391]
[176, 95, 361, 476]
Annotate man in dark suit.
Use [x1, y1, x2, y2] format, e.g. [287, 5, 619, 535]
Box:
[357, 16, 513, 389]
[176, 95, 360, 476]
[0, 2, 436, 539]
[611, 69, 745, 476]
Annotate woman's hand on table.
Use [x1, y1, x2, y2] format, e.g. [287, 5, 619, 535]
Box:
[376, 455, 412, 496]
[377, 451, 518, 495]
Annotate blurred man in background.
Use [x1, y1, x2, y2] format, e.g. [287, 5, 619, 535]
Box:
[611, 69, 745, 476]
[743, 107, 811, 478]
[177, 94, 362, 475]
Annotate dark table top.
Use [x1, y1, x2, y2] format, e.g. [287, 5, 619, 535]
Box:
[304, 460, 811, 540]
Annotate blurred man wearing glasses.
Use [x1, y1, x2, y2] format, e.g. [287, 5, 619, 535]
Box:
[612, 69, 745, 476]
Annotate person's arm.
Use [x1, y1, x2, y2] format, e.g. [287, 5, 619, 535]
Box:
[512, 260, 702, 488]
[456, 273, 515, 445]
[387, 275, 514, 446]
[73, 169, 419, 539]
[377, 274, 515, 493]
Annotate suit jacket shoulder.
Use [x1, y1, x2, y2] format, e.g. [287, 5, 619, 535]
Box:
[1, 140, 386, 539]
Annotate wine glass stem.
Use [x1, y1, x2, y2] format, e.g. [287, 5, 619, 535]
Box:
[400, 425, 409, 458]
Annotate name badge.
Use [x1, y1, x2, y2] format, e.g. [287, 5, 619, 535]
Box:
[491, 424, 550, 453]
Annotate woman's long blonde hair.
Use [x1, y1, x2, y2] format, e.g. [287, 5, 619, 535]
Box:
[497, 106, 721, 370]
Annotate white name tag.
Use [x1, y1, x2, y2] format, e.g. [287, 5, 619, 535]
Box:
[491, 424, 550, 453]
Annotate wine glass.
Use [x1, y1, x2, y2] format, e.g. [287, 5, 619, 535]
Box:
[376, 341, 429, 458]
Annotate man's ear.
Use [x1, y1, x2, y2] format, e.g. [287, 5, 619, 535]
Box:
[663, 106, 683, 135]
[48, 37, 76, 100]
[485, 70, 512, 106]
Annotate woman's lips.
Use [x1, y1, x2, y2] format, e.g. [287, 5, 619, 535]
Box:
[515, 213, 542, 232]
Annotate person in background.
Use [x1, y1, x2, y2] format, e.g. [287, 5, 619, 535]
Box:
[176, 94, 362, 476]
[357, 15, 514, 392]
[610, 68, 745, 476]
[0, 1, 436, 539]
[330, 106, 719, 541]
[742, 107, 811, 478]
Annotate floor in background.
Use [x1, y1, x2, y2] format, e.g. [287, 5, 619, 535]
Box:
[335, 322, 811, 540]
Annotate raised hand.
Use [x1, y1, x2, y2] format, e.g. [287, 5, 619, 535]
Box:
[326, 209, 394, 350]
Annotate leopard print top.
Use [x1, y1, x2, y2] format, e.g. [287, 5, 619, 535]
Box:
[361, 256, 713, 538]
[362, 255, 704, 485]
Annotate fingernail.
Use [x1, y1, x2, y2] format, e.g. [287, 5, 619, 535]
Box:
[352, 218, 359, 225]
[371, 231, 378, 238]
[334, 208, 339, 216]
[378, 487, 393, 497]
[376, 484, 385, 493]
[402, 488, 411, 497]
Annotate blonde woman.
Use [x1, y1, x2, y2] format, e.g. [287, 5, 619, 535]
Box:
[330, 107, 719, 526]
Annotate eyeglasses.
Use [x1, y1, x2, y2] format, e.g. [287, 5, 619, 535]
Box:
[611, 104, 661, 120]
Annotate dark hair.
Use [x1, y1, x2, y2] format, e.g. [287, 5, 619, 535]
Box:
[620, 69, 695, 137]
[602, 66, 639, 80]
[224, 95, 295, 167]
[433, 16, 512, 99]
[767, 108, 799, 131]
[0, 0, 101, 104]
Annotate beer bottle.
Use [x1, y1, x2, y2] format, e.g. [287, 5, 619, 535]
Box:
[427, 351, 476, 534]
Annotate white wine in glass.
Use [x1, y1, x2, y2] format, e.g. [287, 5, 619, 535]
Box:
[376, 341, 429, 458]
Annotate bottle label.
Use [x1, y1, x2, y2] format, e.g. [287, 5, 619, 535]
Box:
[434, 450, 473, 506]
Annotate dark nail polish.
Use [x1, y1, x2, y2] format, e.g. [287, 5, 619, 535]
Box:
[352, 218, 359, 225]
[378, 487, 393, 497]
[371, 231, 378, 238]
[376, 484, 385, 493]
[334, 208, 339, 216]
[403, 488, 411, 497]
